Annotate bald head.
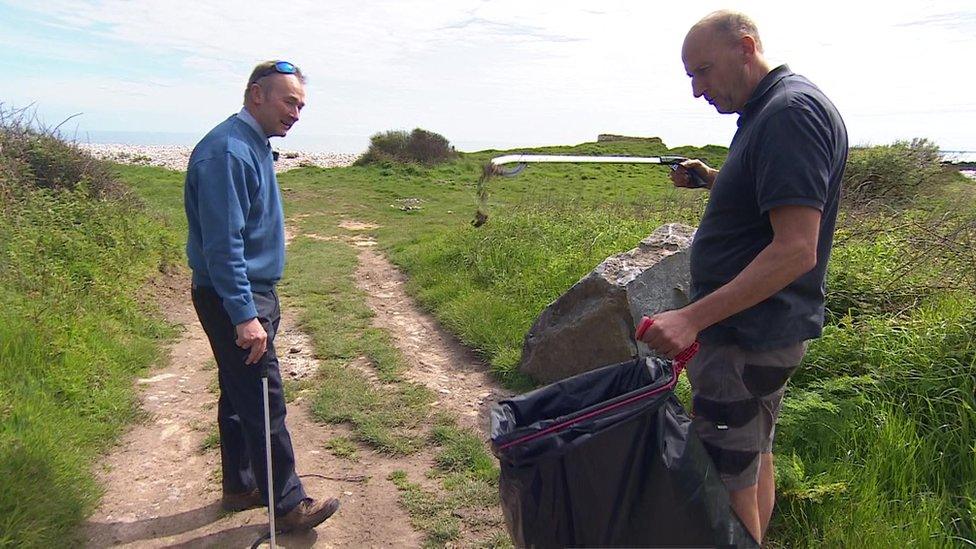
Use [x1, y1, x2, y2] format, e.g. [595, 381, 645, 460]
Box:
[681, 10, 771, 114]
[687, 10, 763, 52]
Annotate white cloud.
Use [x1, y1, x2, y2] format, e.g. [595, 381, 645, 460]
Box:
[3, 0, 975, 151]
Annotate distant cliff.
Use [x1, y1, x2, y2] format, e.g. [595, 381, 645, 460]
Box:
[597, 134, 665, 145]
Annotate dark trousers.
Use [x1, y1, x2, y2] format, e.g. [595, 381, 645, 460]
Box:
[191, 285, 306, 516]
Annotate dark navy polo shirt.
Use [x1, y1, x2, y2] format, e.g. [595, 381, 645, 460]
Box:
[689, 65, 848, 350]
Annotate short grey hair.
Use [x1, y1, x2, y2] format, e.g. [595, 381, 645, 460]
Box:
[243, 60, 306, 103]
[693, 10, 763, 52]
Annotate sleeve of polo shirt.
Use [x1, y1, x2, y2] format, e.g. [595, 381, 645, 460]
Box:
[193, 153, 259, 325]
[754, 105, 832, 215]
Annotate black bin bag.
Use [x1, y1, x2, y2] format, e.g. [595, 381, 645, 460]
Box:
[490, 356, 758, 548]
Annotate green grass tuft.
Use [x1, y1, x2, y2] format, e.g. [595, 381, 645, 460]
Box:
[324, 436, 359, 460]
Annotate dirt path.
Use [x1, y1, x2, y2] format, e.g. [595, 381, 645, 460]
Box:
[83, 220, 510, 547]
[345, 222, 512, 434]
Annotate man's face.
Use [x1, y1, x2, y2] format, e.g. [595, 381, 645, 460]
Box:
[681, 29, 749, 114]
[251, 74, 306, 137]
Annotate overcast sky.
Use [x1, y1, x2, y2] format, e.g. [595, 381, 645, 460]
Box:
[2, 0, 974, 153]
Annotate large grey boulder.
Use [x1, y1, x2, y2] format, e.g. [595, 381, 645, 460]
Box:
[519, 223, 695, 383]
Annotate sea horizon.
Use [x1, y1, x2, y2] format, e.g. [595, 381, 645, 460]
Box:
[66, 129, 976, 163]
[69, 129, 593, 156]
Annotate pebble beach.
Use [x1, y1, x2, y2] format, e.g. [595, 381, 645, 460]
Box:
[77, 143, 358, 173]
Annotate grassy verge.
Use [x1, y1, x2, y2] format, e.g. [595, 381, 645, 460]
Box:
[0, 158, 182, 545]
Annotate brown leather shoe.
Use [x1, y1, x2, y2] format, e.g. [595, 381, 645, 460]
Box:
[221, 488, 263, 512]
[277, 497, 340, 532]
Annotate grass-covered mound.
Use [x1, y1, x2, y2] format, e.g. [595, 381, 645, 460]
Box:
[0, 107, 182, 546]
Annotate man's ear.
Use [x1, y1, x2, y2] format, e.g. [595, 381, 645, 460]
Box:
[248, 83, 264, 104]
[739, 35, 758, 59]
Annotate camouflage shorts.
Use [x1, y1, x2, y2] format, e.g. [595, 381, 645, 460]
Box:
[685, 341, 807, 491]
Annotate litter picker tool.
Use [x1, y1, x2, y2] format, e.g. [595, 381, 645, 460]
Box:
[488, 154, 709, 187]
[473, 154, 708, 227]
[249, 370, 279, 549]
[262, 371, 277, 548]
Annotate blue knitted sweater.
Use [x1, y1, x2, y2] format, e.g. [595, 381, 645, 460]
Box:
[184, 113, 284, 324]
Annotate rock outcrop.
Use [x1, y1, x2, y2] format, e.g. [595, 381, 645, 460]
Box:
[519, 223, 695, 383]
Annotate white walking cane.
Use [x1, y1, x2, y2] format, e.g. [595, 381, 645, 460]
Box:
[262, 374, 277, 548]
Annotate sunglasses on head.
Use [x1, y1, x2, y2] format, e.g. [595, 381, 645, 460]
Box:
[251, 61, 297, 84]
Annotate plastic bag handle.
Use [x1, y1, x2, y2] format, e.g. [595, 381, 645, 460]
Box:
[635, 316, 699, 373]
[635, 315, 654, 340]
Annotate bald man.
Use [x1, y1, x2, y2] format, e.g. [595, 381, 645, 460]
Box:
[638, 11, 847, 543]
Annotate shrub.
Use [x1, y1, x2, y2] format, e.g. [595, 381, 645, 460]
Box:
[843, 138, 943, 208]
[355, 128, 457, 167]
[0, 104, 127, 199]
[405, 128, 455, 165]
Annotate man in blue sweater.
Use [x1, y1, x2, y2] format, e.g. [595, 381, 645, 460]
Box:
[185, 60, 339, 532]
[638, 11, 847, 544]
